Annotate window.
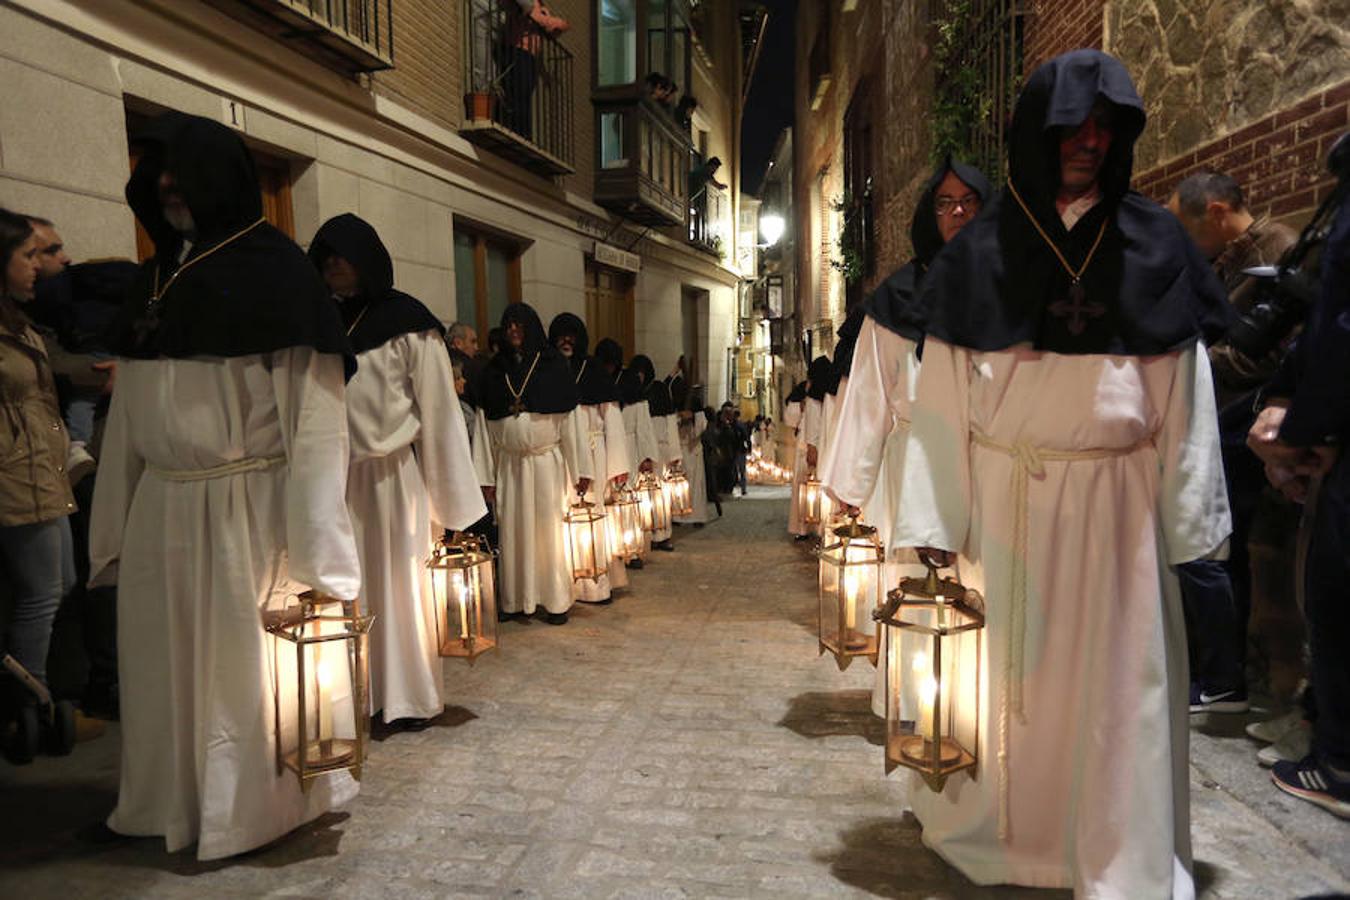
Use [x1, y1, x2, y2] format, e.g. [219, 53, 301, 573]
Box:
[453, 225, 522, 335]
[842, 78, 876, 305]
[936, 0, 1026, 181]
[598, 0, 638, 85]
[646, 0, 691, 91]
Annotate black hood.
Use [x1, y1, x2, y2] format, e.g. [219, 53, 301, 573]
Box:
[309, 213, 442, 354]
[548, 312, 617, 405]
[594, 337, 624, 371]
[914, 50, 1232, 355]
[628, 354, 672, 416]
[786, 380, 807, 404]
[806, 355, 832, 401]
[113, 112, 354, 376]
[828, 304, 867, 392]
[480, 302, 578, 419]
[865, 158, 992, 342]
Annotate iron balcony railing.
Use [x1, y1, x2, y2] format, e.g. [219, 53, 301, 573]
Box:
[461, 0, 575, 175]
[215, 0, 394, 72]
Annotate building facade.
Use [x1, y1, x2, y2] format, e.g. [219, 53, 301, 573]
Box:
[0, 0, 763, 402]
[792, 0, 1349, 350]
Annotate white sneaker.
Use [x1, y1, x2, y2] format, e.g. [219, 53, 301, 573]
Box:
[1258, 721, 1311, 768]
[1246, 709, 1304, 744]
[67, 441, 96, 486]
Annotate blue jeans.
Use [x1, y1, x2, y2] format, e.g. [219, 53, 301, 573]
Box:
[0, 517, 75, 688]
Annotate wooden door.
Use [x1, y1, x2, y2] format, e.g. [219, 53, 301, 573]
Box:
[585, 261, 635, 353]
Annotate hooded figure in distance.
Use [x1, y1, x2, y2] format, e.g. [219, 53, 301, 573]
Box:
[606, 341, 661, 565]
[894, 50, 1231, 896]
[309, 213, 485, 726]
[89, 112, 362, 860]
[548, 312, 631, 602]
[629, 354, 680, 551]
[472, 303, 591, 624]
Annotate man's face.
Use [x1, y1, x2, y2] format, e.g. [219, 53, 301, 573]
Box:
[4, 234, 41, 301]
[322, 255, 360, 298]
[1058, 101, 1114, 196]
[157, 171, 195, 235]
[453, 372, 467, 397]
[30, 223, 70, 280]
[453, 327, 479, 357]
[506, 320, 525, 351]
[554, 333, 576, 358]
[1166, 193, 1227, 260]
[933, 171, 982, 244]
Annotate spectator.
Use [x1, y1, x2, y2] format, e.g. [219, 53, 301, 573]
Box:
[0, 207, 77, 760]
[675, 95, 698, 129]
[501, 0, 570, 141]
[689, 156, 727, 202]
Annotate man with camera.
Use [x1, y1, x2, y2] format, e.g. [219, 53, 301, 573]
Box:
[1168, 174, 1300, 723]
[1246, 134, 1350, 819]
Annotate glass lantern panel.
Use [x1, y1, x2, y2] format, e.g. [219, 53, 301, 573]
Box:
[818, 542, 841, 653]
[889, 602, 982, 776]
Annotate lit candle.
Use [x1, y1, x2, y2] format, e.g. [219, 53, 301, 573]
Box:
[317, 656, 333, 745]
[911, 650, 932, 739]
[843, 569, 859, 630]
[453, 572, 469, 639]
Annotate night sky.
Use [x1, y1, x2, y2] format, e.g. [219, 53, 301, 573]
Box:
[740, 0, 796, 197]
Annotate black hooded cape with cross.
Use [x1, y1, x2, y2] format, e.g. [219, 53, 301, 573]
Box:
[863, 157, 993, 347]
[111, 112, 354, 377]
[307, 213, 443, 355]
[914, 49, 1231, 355]
[480, 302, 578, 421]
[547, 313, 619, 405]
[630, 355, 674, 416]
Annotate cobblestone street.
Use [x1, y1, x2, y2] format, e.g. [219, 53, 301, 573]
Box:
[2, 489, 1347, 899]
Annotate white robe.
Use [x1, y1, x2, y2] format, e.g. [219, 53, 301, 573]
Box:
[473, 407, 590, 615]
[345, 330, 486, 723]
[819, 319, 925, 716]
[89, 350, 362, 860]
[572, 400, 631, 601]
[799, 397, 824, 535]
[673, 412, 711, 524]
[649, 412, 681, 542]
[784, 399, 806, 535]
[895, 338, 1229, 898]
[621, 400, 661, 555]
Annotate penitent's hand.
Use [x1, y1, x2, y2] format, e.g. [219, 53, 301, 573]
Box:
[576, 477, 593, 495]
[93, 360, 118, 395]
[639, 459, 654, 473]
[806, 445, 818, 468]
[917, 547, 956, 568]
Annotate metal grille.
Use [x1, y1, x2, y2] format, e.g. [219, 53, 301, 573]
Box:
[934, 0, 1026, 180]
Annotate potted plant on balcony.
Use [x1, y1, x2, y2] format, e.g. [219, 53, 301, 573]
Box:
[465, 62, 515, 122]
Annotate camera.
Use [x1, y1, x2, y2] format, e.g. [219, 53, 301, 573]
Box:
[1226, 132, 1350, 363]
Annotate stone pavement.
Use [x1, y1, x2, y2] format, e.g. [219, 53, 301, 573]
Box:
[1, 488, 1347, 899]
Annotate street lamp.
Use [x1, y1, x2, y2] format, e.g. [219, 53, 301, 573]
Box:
[759, 213, 785, 248]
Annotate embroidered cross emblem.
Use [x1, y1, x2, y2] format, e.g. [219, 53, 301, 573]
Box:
[1048, 282, 1106, 336]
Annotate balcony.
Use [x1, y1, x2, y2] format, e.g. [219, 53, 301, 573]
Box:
[206, 0, 394, 73]
[459, 0, 575, 177]
[687, 164, 726, 258]
[594, 100, 691, 227]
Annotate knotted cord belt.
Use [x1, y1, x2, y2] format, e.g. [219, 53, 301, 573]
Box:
[969, 429, 1156, 841]
[147, 455, 285, 482]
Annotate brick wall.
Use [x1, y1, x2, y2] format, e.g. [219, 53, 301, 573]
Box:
[371, 0, 461, 129]
[1022, 0, 1103, 75]
[1136, 79, 1349, 224]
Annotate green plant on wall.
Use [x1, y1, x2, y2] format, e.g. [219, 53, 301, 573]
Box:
[830, 182, 870, 284]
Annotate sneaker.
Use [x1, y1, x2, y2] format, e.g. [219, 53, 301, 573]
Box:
[1189, 683, 1250, 714]
[1247, 709, 1304, 744]
[1258, 721, 1311, 768]
[67, 442, 97, 486]
[1271, 755, 1350, 819]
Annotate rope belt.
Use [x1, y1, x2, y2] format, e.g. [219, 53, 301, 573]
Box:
[969, 429, 1155, 841]
[147, 455, 285, 482]
[504, 440, 561, 459]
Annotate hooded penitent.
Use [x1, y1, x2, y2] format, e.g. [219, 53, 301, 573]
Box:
[113, 112, 354, 376]
[827, 303, 867, 393]
[615, 352, 648, 408]
[786, 380, 807, 404]
[548, 312, 618, 405]
[480, 302, 578, 420]
[805, 355, 832, 402]
[308, 213, 442, 355]
[864, 157, 993, 342]
[915, 49, 1231, 354]
[630, 354, 674, 416]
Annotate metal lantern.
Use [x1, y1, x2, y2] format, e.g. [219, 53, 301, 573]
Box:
[636, 470, 670, 533]
[427, 534, 499, 663]
[800, 474, 824, 525]
[565, 494, 611, 582]
[608, 486, 645, 561]
[264, 591, 373, 790]
[814, 517, 885, 670]
[664, 468, 693, 517]
[874, 562, 984, 790]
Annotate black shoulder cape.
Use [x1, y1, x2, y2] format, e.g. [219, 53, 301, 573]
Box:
[480, 302, 578, 420]
[786, 380, 807, 404]
[309, 213, 443, 354]
[864, 158, 993, 341]
[112, 112, 354, 377]
[548, 312, 618, 405]
[916, 50, 1232, 355]
[805, 355, 832, 401]
[828, 304, 867, 393]
[629, 355, 673, 415]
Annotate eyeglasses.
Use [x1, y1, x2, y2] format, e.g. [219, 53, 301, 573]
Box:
[935, 194, 981, 216]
